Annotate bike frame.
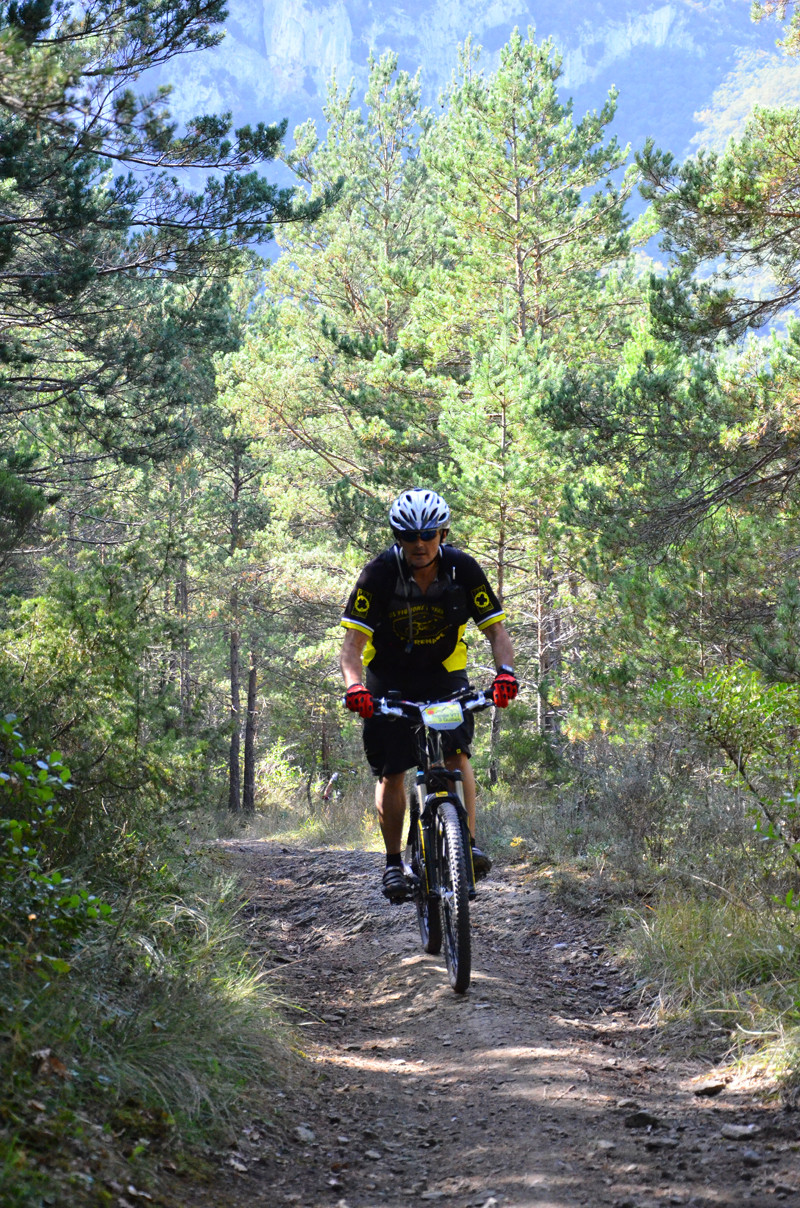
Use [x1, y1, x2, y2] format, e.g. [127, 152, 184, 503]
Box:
[375, 686, 492, 898]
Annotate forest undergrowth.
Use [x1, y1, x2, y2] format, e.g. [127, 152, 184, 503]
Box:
[1, 872, 294, 1208]
[0, 719, 296, 1208]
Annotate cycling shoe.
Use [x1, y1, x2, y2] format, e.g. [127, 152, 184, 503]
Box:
[382, 864, 409, 903]
[471, 845, 492, 880]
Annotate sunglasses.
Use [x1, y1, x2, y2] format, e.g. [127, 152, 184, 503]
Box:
[394, 528, 442, 543]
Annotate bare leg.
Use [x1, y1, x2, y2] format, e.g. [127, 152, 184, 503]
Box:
[445, 752, 476, 839]
[375, 772, 407, 855]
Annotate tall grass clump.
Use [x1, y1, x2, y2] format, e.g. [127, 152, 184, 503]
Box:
[618, 893, 800, 1080]
[83, 878, 291, 1127]
[1, 876, 294, 1206]
[0, 716, 294, 1208]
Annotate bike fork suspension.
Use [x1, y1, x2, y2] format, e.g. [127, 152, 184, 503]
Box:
[441, 767, 477, 898]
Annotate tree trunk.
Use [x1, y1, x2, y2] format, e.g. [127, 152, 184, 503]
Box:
[320, 717, 332, 782]
[243, 649, 257, 814]
[228, 625, 241, 813]
[162, 579, 174, 695]
[228, 442, 242, 812]
[176, 556, 190, 724]
[488, 419, 509, 784]
[488, 707, 502, 785]
[536, 551, 562, 739]
[174, 413, 191, 724]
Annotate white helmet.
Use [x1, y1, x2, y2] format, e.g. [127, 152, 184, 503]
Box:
[389, 488, 450, 535]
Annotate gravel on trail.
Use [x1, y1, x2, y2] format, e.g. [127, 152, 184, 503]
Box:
[167, 840, 800, 1208]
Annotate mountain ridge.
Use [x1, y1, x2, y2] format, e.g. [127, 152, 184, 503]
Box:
[157, 1, 791, 168]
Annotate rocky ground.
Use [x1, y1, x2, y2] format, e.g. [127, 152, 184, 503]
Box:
[167, 841, 800, 1208]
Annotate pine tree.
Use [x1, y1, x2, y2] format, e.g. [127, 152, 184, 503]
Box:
[419, 28, 637, 734]
[0, 0, 331, 557]
[255, 51, 447, 530]
[421, 29, 632, 358]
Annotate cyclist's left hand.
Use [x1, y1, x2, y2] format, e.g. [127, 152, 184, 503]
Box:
[491, 669, 518, 707]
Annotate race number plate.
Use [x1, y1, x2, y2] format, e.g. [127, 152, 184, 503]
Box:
[421, 701, 464, 730]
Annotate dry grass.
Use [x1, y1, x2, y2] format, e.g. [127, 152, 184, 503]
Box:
[0, 869, 297, 1207]
[616, 893, 800, 1090]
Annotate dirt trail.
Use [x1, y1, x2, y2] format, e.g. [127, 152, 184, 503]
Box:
[178, 841, 800, 1208]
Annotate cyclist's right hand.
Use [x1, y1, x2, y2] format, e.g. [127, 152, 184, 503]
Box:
[344, 683, 374, 718]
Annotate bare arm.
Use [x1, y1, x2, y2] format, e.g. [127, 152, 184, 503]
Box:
[340, 627, 370, 687]
[483, 621, 515, 670]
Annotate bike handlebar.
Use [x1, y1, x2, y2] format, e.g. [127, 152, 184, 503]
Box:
[373, 687, 494, 720]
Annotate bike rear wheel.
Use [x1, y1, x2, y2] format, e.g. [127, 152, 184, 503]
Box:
[410, 818, 442, 955]
[436, 799, 471, 993]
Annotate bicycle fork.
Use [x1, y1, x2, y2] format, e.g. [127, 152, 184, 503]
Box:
[414, 768, 478, 901]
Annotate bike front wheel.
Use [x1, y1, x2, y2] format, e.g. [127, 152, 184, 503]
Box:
[436, 799, 471, 993]
[410, 818, 442, 955]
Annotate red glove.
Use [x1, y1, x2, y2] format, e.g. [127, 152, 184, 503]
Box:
[492, 668, 518, 708]
[345, 683, 374, 718]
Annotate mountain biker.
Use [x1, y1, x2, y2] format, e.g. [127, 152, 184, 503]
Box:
[340, 488, 517, 903]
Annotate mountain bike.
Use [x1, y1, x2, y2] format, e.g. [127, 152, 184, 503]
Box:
[373, 686, 494, 994]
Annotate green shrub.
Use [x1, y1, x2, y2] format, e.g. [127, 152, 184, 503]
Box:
[657, 663, 800, 875]
[0, 715, 111, 976]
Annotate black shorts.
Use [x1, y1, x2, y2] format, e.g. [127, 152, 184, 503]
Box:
[362, 668, 475, 779]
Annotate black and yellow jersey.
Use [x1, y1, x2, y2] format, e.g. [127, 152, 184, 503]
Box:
[341, 544, 505, 682]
